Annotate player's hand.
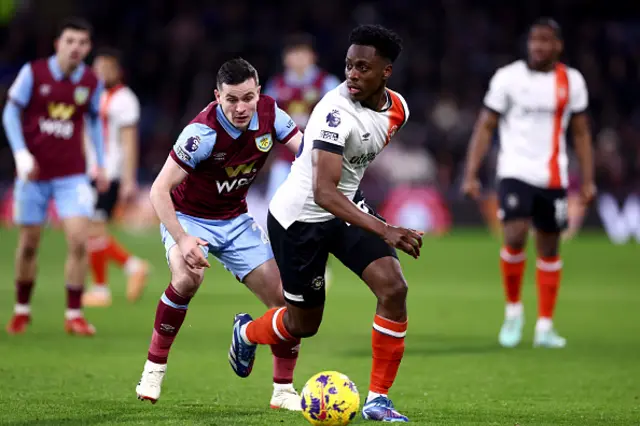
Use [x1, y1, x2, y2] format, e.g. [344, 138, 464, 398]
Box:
[177, 234, 211, 269]
[462, 175, 482, 200]
[580, 181, 597, 205]
[119, 179, 138, 203]
[382, 225, 424, 259]
[14, 149, 39, 181]
[95, 169, 110, 193]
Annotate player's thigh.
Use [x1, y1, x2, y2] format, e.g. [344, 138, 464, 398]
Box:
[532, 187, 568, 234]
[266, 212, 331, 310]
[498, 178, 534, 248]
[330, 199, 398, 279]
[53, 174, 95, 220]
[160, 213, 213, 267]
[361, 256, 408, 309]
[61, 215, 90, 253]
[167, 244, 205, 293]
[242, 259, 286, 308]
[91, 179, 120, 224]
[12, 179, 51, 226]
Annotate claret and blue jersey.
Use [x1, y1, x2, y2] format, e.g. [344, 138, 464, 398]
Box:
[161, 95, 299, 281]
[3, 55, 105, 225]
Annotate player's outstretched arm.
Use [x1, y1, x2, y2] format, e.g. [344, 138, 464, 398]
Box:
[570, 113, 596, 204]
[312, 148, 422, 258]
[149, 157, 210, 269]
[284, 130, 303, 154]
[462, 108, 499, 199]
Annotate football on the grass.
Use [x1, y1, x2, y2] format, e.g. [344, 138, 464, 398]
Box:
[300, 371, 360, 425]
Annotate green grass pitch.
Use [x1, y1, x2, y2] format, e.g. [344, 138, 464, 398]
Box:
[0, 228, 638, 425]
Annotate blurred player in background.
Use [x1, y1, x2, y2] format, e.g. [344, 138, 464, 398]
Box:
[463, 18, 595, 349]
[82, 48, 149, 308]
[136, 58, 305, 410]
[262, 33, 340, 204]
[2, 17, 107, 336]
[230, 25, 421, 422]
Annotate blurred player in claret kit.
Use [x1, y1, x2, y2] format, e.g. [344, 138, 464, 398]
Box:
[229, 25, 422, 422]
[82, 48, 149, 308]
[3, 17, 108, 336]
[463, 18, 595, 348]
[263, 33, 340, 202]
[135, 58, 305, 410]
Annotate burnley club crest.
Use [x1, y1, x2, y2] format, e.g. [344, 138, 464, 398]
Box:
[74, 86, 89, 105]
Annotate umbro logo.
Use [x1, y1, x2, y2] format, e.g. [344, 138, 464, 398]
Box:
[361, 133, 371, 141]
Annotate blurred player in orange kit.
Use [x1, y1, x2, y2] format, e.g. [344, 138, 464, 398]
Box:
[263, 33, 340, 204]
[83, 48, 149, 307]
[463, 18, 595, 349]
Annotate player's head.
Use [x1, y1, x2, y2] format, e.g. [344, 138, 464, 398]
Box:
[282, 33, 317, 74]
[527, 18, 563, 71]
[215, 58, 261, 130]
[55, 17, 93, 69]
[346, 24, 403, 104]
[93, 48, 123, 88]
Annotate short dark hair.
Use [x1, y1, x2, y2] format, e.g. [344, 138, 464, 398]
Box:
[95, 47, 123, 64]
[349, 24, 403, 63]
[56, 17, 93, 39]
[531, 17, 563, 40]
[283, 33, 315, 53]
[216, 58, 259, 88]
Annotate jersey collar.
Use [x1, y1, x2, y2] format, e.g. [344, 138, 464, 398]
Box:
[215, 104, 259, 139]
[48, 55, 86, 84]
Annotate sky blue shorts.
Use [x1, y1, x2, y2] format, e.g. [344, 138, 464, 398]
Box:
[13, 174, 95, 225]
[161, 212, 274, 282]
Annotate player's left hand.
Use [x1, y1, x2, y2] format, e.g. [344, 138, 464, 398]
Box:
[580, 181, 597, 205]
[95, 169, 110, 193]
[119, 180, 138, 203]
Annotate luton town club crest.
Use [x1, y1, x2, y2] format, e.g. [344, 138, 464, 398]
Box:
[255, 134, 273, 152]
[74, 86, 89, 105]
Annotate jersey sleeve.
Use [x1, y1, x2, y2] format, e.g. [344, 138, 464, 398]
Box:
[273, 103, 298, 143]
[309, 103, 353, 155]
[483, 68, 509, 114]
[89, 80, 105, 117]
[8, 63, 34, 108]
[570, 70, 589, 114]
[113, 90, 141, 127]
[170, 122, 217, 172]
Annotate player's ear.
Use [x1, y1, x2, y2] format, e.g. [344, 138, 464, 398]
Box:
[256, 85, 261, 95]
[214, 89, 221, 103]
[382, 64, 393, 81]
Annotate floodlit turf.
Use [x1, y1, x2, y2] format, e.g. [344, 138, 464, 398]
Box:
[0, 228, 638, 425]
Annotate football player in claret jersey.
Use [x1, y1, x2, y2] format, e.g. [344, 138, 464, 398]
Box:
[135, 58, 304, 410]
[83, 48, 149, 308]
[462, 18, 595, 348]
[3, 17, 108, 336]
[229, 25, 422, 422]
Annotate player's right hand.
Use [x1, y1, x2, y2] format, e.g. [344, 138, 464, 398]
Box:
[462, 176, 482, 200]
[14, 149, 38, 181]
[382, 225, 423, 259]
[177, 235, 211, 269]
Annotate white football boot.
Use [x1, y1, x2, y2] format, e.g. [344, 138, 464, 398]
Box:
[269, 383, 302, 411]
[136, 360, 166, 404]
[533, 318, 566, 348]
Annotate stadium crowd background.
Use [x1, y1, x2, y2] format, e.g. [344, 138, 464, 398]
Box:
[0, 0, 638, 232]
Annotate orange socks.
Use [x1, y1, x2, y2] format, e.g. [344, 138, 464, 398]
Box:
[245, 307, 293, 345]
[536, 256, 562, 319]
[370, 315, 407, 395]
[88, 237, 108, 286]
[106, 236, 130, 266]
[500, 246, 526, 303]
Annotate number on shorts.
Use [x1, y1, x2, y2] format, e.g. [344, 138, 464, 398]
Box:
[554, 198, 568, 226]
[251, 221, 270, 244]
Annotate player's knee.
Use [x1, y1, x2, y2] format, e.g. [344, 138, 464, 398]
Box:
[375, 274, 408, 310]
[67, 238, 87, 259]
[503, 225, 528, 251]
[16, 243, 38, 262]
[171, 271, 203, 298]
[284, 310, 322, 338]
